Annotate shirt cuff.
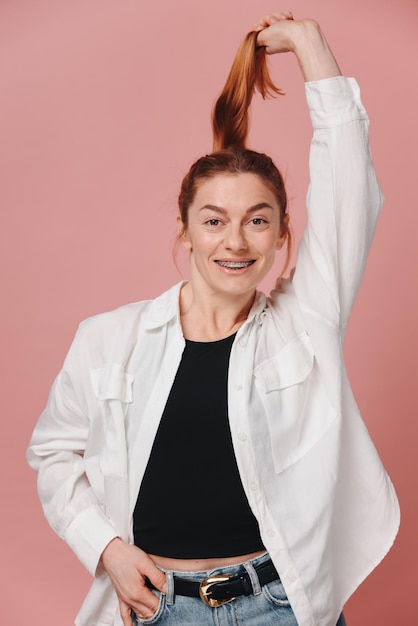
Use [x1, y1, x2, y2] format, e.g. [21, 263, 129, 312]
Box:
[305, 76, 368, 128]
[64, 506, 119, 576]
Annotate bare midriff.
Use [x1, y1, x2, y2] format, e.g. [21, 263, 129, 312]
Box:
[150, 550, 266, 572]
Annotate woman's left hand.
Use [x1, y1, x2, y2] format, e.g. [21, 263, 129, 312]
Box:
[254, 11, 296, 54]
[254, 11, 341, 81]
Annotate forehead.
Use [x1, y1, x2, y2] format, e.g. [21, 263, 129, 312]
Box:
[193, 173, 278, 208]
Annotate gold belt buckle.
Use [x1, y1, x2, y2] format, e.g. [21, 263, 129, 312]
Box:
[199, 574, 236, 608]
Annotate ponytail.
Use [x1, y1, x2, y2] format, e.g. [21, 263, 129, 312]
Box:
[212, 30, 283, 152]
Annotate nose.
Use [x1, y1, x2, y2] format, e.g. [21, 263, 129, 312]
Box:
[223, 224, 248, 252]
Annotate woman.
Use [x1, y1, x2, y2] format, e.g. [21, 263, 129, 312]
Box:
[27, 11, 399, 626]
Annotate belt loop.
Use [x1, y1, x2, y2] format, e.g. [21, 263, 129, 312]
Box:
[243, 560, 261, 596]
[165, 571, 174, 605]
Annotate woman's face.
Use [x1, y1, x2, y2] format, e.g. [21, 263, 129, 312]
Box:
[179, 173, 287, 299]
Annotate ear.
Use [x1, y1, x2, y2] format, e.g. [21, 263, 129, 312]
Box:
[276, 214, 289, 251]
[177, 215, 192, 251]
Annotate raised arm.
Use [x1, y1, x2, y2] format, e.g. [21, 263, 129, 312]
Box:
[256, 12, 383, 331]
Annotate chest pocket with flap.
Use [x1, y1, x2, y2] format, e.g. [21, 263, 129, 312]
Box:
[253, 332, 338, 473]
[90, 364, 134, 477]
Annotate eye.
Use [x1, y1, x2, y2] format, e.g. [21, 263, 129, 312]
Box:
[249, 217, 268, 227]
[205, 218, 222, 227]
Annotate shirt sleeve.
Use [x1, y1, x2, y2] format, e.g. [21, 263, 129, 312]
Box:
[292, 76, 384, 334]
[26, 324, 119, 576]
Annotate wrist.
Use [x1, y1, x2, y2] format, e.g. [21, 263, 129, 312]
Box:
[292, 20, 341, 81]
[100, 537, 123, 569]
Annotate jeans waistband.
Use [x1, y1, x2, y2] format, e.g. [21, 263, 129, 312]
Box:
[155, 552, 274, 605]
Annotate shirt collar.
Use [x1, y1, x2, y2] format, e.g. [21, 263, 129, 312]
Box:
[245, 290, 268, 326]
[143, 281, 185, 330]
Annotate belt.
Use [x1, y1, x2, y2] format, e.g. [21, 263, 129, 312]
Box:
[149, 558, 279, 608]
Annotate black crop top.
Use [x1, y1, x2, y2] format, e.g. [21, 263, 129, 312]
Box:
[133, 333, 264, 558]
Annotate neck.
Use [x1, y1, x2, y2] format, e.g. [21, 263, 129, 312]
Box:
[179, 282, 256, 342]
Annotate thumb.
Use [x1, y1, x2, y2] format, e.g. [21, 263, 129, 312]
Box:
[140, 557, 167, 594]
[148, 567, 167, 595]
[147, 567, 167, 594]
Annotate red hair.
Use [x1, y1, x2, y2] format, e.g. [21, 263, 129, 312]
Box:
[212, 30, 283, 152]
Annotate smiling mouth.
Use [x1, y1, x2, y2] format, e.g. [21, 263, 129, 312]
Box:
[215, 260, 255, 269]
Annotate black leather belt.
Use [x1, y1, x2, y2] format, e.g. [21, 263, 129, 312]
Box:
[149, 558, 279, 608]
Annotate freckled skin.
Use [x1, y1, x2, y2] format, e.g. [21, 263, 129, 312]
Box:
[180, 173, 286, 302]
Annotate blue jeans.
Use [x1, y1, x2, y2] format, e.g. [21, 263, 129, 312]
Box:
[133, 552, 347, 625]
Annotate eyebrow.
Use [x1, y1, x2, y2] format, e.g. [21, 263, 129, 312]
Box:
[199, 202, 274, 214]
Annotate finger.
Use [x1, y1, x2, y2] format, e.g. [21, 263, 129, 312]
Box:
[253, 10, 294, 30]
[116, 576, 159, 620]
[139, 558, 167, 595]
[146, 568, 167, 595]
[131, 576, 162, 614]
[120, 587, 160, 623]
[119, 599, 134, 626]
[253, 14, 280, 31]
[133, 607, 155, 622]
[130, 589, 160, 620]
[274, 10, 294, 20]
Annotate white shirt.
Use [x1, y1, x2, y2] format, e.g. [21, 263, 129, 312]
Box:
[27, 76, 400, 626]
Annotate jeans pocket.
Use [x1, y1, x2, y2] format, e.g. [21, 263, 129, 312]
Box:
[262, 578, 292, 607]
[132, 592, 166, 625]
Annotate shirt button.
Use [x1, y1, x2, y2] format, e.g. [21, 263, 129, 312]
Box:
[266, 529, 275, 538]
[250, 481, 258, 491]
[234, 383, 243, 391]
[238, 432, 247, 442]
[239, 337, 247, 347]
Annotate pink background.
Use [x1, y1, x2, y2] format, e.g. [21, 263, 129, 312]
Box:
[1, 0, 417, 624]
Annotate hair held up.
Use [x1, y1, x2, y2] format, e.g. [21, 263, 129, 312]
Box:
[178, 29, 291, 277]
[212, 30, 283, 152]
